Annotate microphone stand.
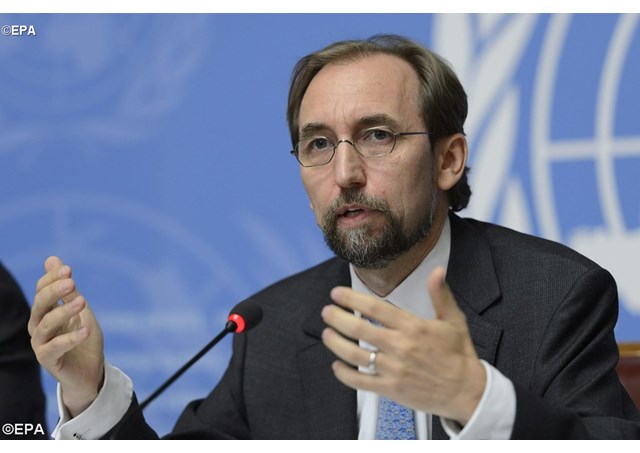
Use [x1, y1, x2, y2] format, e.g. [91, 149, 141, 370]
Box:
[107, 300, 261, 439]
[139, 321, 237, 411]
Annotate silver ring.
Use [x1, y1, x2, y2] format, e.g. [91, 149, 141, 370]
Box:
[368, 351, 377, 374]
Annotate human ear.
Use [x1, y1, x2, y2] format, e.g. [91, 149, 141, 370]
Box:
[436, 134, 467, 191]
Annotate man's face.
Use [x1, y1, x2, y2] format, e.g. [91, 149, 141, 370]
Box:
[298, 54, 440, 269]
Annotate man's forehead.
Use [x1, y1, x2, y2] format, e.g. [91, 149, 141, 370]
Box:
[300, 114, 403, 136]
[310, 53, 416, 90]
[298, 54, 421, 131]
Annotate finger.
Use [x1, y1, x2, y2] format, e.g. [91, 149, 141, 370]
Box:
[321, 303, 385, 344]
[34, 276, 78, 310]
[30, 277, 81, 335]
[331, 360, 380, 394]
[34, 325, 90, 369]
[36, 258, 71, 294]
[427, 267, 465, 324]
[321, 326, 376, 369]
[44, 255, 63, 273]
[329, 286, 411, 329]
[31, 296, 87, 346]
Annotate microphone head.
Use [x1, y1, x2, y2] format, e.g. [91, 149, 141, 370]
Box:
[227, 299, 263, 333]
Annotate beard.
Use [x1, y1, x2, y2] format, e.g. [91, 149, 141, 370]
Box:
[320, 187, 438, 270]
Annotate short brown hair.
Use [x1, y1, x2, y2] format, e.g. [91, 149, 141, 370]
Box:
[287, 34, 471, 211]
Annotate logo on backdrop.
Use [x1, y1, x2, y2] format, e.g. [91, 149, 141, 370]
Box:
[434, 14, 640, 315]
[0, 15, 209, 157]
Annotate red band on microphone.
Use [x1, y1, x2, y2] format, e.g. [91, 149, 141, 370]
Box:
[228, 313, 246, 333]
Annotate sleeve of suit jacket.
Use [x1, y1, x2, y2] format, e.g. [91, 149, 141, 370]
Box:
[509, 266, 639, 439]
[0, 262, 48, 439]
[445, 215, 640, 440]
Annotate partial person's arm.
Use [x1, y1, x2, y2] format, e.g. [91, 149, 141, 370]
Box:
[0, 263, 48, 439]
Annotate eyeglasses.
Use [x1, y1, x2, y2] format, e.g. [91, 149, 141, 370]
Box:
[290, 126, 433, 167]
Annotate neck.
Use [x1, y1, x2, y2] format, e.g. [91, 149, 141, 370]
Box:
[353, 208, 448, 297]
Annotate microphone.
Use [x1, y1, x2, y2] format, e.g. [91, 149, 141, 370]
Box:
[138, 299, 263, 411]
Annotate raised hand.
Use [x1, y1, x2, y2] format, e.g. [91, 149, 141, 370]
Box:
[28, 256, 105, 417]
[320, 267, 486, 425]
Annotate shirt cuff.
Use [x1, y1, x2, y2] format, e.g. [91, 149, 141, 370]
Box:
[52, 361, 133, 440]
[441, 360, 515, 440]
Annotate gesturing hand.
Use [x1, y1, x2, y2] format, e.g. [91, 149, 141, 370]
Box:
[320, 267, 486, 425]
[29, 256, 105, 417]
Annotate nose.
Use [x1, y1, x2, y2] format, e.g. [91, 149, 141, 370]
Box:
[332, 140, 366, 189]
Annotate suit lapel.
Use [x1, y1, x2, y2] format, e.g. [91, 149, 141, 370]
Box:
[432, 214, 504, 440]
[297, 259, 358, 439]
[446, 213, 503, 364]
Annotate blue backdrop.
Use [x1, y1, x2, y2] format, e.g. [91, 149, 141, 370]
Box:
[0, 13, 638, 436]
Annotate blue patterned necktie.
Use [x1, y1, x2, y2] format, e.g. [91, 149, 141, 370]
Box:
[370, 311, 417, 440]
[375, 396, 417, 439]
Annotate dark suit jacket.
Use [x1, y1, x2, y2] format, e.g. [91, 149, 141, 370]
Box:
[0, 262, 48, 439]
[111, 213, 640, 439]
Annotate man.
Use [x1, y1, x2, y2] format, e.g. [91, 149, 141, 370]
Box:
[1, 262, 48, 439]
[29, 34, 640, 439]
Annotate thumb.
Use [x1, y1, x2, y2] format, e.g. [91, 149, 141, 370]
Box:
[44, 255, 63, 272]
[428, 267, 465, 323]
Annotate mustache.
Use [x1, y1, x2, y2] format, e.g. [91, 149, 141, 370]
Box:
[323, 190, 391, 223]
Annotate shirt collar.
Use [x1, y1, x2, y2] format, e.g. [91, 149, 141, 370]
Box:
[349, 215, 451, 320]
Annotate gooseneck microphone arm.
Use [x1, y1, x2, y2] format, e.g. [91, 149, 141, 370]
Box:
[139, 299, 263, 411]
[108, 299, 263, 439]
[139, 322, 234, 411]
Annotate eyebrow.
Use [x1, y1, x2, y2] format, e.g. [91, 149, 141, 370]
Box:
[299, 123, 328, 139]
[356, 114, 402, 131]
[299, 114, 403, 139]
